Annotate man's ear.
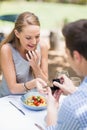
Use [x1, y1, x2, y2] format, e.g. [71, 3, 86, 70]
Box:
[73, 51, 82, 63]
[14, 29, 20, 38]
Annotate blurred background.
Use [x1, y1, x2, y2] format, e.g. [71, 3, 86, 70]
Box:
[0, 0, 87, 81]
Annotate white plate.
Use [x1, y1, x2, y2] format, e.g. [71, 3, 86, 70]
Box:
[21, 91, 47, 111]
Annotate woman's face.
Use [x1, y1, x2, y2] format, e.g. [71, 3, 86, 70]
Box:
[15, 25, 40, 51]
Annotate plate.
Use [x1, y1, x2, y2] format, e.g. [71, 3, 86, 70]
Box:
[21, 91, 47, 111]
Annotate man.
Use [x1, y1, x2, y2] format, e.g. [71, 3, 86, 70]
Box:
[36, 19, 87, 130]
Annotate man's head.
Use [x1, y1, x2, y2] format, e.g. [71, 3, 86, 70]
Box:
[62, 19, 87, 76]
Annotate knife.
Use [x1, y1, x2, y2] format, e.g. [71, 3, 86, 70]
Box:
[35, 123, 44, 130]
[9, 101, 25, 115]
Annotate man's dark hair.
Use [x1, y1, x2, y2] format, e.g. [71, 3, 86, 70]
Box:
[62, 19, 87, 59]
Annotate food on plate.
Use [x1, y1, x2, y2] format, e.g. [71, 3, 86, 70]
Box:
[25, 95, 47, 107]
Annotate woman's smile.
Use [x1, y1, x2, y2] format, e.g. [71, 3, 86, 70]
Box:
[27, 44, 36, 50]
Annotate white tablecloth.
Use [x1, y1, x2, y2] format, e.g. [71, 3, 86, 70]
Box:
[0, 94, 66, 130]
[0, 95, 47, 130]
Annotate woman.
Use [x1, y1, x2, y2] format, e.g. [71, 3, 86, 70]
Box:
[0, 11, 48, 97]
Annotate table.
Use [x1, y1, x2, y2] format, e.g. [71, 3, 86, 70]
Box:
[0, 94, 65, 130]
[0, 95, 47, 130]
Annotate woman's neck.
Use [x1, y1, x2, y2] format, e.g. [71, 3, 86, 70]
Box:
[17, 45, 28, 60]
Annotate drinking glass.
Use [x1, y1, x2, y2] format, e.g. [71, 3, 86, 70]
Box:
[55, 70, 69, 78]
[70, 77, 81, 87]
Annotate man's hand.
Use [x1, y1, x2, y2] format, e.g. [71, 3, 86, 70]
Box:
[53, 74, 77, 95]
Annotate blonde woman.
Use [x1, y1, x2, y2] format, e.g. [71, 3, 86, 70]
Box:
[0, 11, 48, 97]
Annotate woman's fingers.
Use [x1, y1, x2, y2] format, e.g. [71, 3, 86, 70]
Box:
[28, 51, 33, 59]
[26, 53, 30, 61]
[37, 78, 47, 86]
[26, 51, 40, 65]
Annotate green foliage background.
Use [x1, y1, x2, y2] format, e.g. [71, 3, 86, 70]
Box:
[0, 1, 87, 30]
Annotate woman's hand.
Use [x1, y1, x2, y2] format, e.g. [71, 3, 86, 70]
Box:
[26, 50, 40, 68]
[53, 74, 77, 95]
[26, 50, 48, 81]
[35, 78, 48, 93]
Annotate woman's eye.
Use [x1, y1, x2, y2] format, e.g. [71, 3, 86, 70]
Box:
[26, 36, 40, 40]
[36, 36, 40, 39]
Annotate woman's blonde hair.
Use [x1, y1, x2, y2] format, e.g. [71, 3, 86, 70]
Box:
[0, 11, 40, 47]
